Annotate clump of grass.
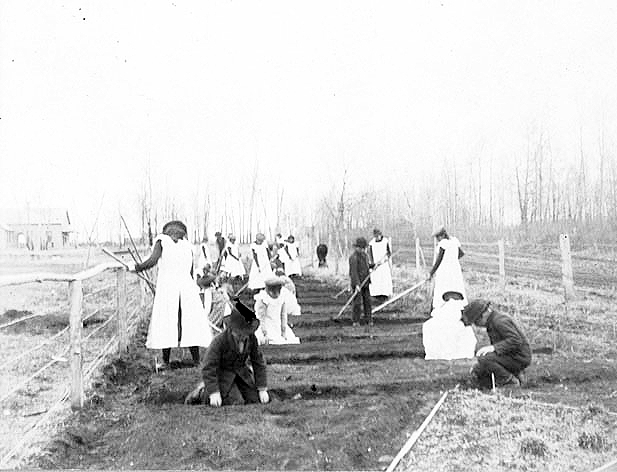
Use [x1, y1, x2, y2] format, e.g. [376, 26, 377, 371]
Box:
[577, 431, 610, 452]
[519, 436, 549, 457]
[450, 412, 467, 426]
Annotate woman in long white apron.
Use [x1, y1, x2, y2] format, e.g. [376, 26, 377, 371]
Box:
[220, 234, 246, 278]
[428, 226, 467, 310]
[134, 221, 212, 369]
[247, 233, 273, 292]
[283, 235, 302, 277]
[368, 229, 393, 301]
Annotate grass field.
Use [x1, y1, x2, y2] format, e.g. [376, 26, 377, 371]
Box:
[1, 247, 616, 470]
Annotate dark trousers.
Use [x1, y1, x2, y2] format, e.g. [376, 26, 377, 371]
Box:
[222, 375, 260, 405]
[352, 285, 372, 323]
[472, 352, 528, 387]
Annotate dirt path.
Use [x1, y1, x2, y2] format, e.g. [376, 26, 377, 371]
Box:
[22, 274, 617, 470]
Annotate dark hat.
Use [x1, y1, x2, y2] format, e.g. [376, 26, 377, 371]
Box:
[228, 300, 260, 335]
[442, 291, 464, 301]
[162, 220, 187, 238]
[354, 237, 368, 249]
[287, 235, 295, 242]
[462, 299, 491, 324]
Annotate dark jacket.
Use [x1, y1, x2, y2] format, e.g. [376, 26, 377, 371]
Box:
[202, 328, 267, 397]
[349, 250, 371, 288]
[486, 310, 532, 367]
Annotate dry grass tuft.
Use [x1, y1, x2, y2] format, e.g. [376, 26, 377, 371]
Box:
[577, 431, 611, 452]
[519, 436, 549, 457]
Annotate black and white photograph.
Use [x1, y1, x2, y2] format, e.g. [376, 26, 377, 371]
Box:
[1, 1, 616, 470]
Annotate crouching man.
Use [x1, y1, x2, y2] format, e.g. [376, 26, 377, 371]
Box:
[461, 299, 531, 388]
[184, 300, 269, 406]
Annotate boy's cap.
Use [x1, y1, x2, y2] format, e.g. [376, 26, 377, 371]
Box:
[354, 237, 368, 248]
[462, 299, 491, 324]
[228, 300, 259, 335]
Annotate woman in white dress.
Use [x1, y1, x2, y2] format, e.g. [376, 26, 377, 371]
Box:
[220, 234, 246, 279]
[283, 235, 302, 277]
[247, 233, 273, 292]
[428, 226, 466, 310]
[422, 291, 477, 360]
[368, 228, 393, 302]
[254, 276, 300, 345]
[133, 220, 212, 369]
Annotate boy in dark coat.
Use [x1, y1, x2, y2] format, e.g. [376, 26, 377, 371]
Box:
[461, 299, 532, 388]
[348, 237, 373, 327]
[184, 300, 269, 406]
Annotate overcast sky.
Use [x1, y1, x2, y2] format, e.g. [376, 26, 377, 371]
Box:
[1, 1, 616, 238]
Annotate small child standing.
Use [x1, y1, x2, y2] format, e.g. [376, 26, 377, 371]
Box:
[132, 220, 212, 369]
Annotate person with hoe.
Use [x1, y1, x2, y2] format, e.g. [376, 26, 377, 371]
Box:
[247, 232, 273, 293]
[368, 228, 393, 303]
[461, 299, 532, 388]
[349, 236, 373, 327]
[428, 225, 467, 310]
[184, 300, 269, 407]
[283, 235, 302, 278]
[130, 220, 212, 370]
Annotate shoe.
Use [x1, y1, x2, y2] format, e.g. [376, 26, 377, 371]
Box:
[501, 375, 521, 388]
[515, 371, 527, 386]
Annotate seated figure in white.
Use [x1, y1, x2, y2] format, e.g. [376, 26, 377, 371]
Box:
[423, 290, 477, 360]
[254, 276, 300, 345]
[274, 268, 301, 318]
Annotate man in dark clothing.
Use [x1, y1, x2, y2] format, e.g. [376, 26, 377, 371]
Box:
[184, 300, 269, 406]
[461, 299, 532, 388]
[349, 237, 373, 327]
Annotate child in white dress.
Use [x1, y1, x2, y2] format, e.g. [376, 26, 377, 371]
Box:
[254, 276, 300, 345]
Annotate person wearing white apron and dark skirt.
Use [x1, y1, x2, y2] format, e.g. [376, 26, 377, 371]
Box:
[132, 220, 212, 370]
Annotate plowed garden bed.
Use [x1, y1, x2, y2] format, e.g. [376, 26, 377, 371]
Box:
[9, 268, 617, 471]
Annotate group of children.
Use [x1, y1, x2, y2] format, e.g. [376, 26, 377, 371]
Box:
[130, 221, 305, 407]
[132, 219, 531, 408]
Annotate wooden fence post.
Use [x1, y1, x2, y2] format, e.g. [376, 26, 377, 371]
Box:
[116, 268, 128, 354]
[559, 234, 575, 299]
[498, 239, 505, 288]
[69, 279, 83, 410]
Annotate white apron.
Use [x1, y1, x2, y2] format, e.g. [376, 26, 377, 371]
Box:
[146, 234, 213, 349]
[248, 242, 273, 290]
[432, 236, 467, 309]
[220, 242, 246, 277]
[423, 299, 477, 360]
[254, 288, 300, 345]
[369, 237, 393, 297]
[283, 241, 302, 276]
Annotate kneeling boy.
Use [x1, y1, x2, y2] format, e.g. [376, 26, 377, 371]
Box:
[184, 300, 269, 406]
